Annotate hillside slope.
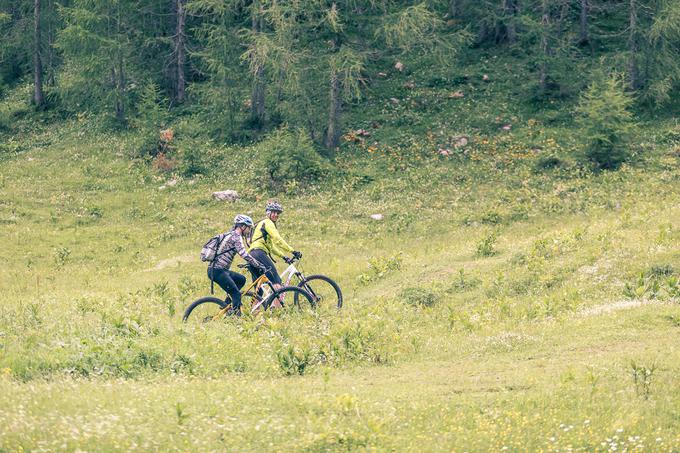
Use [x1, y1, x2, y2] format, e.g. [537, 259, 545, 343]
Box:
[1, 110, 680, 449]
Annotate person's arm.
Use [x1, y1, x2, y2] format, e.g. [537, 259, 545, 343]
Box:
[264, 219, 294, 258]
[235, 233, 263, 268]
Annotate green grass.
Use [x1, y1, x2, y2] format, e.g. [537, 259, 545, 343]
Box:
[1, 75, 680, 449]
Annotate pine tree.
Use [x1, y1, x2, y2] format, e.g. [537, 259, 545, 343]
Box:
[576, 73, 636, 169]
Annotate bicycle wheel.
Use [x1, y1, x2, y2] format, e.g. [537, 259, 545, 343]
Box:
[263, 286, 315, 310]
[295, 275, 343, 309]
[182, 296, 232, 323]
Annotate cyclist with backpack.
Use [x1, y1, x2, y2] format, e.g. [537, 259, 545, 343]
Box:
[203, 214, 266, 316]
[248, 200, 302, 292]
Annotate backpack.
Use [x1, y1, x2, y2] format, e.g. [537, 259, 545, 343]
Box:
[200, 232, 230, 262]
[201, 232, 234, 295]
[250, 219, 269, 245]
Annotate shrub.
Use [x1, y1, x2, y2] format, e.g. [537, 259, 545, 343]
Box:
[475, 232, 498, 257]
[576, 73, 636, 170]
[357, 253, 403, 285]
[259, 127, 329, 190]
[533, 155, 563, 172]
[400, 287, 438, 307]
[276, 344, 313, 376]
[178, 144, 206, 177]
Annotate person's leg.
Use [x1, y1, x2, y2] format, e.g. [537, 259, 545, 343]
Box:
[250, 250, 284, 309]
[251, 249, 281, 285]
[230, 271, 246, 289]
[209, 268, 243, 312]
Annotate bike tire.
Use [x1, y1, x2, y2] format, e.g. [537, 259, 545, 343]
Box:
[294, 274, 343, 309]
[263, 286, 315, 310]
[182, 296, 231, 323]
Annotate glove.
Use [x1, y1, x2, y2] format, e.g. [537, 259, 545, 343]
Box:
[283, 256, 293, 264]
[292, 251, 302, 259]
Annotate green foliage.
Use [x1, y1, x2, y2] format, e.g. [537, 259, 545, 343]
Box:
[400, 287, 438, 307]
[630, 361, 656, 400]
[624, 266, 680, 300]
[276, 344, 313, 376]
[259, 127, 329, 191]
[357, 253, 403, 285]
[475, 232, 498, 257]
[533, 155, 563, 172]
[576, 73, 636, 170]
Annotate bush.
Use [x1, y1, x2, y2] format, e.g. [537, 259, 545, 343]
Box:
[259, 127, 329, 191]
[576, 73, 636, 170]
[533, 155, 563, 172]
[475, 232, 498, 257]
[400, 287, 438, 307]
[178, 144, 206, 177]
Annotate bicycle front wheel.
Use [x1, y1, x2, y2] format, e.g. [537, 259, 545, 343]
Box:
[264, 286, 314, 310]
[295, 275, 343, 309]
[182, 296, 232, 323]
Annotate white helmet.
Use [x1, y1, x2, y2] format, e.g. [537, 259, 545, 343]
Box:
[233, 214, 254, 227]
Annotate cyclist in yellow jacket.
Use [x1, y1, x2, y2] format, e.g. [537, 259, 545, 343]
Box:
[248, 200, 302, 289]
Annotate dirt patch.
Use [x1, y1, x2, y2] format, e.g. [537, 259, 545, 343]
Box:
[146, 255, 195, 271]
[578, 299, 659, 317]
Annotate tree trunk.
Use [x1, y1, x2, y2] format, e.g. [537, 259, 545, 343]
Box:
[496, 0, 518, 44]
[115, 54, 126, 122]
[33, 0, 44, 108]
[627, 0, 639, 90]
[324, 68, 341, 150]
[175, 0, 186, 103]
[249, 4, 265, 127]
[578, 0, 589, 46]
[447, 0, 458, 18]
[538, 0, 549, 95]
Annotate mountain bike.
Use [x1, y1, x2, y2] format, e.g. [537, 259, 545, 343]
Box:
[281, 256, 343, 309]
[182, 265, 314, 323]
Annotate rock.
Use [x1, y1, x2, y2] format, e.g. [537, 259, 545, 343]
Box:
[394, 62, 405, 72]
[166, 178, 178, 187]
[448, 91, 465, 98]
[370, 214, 384, 220]
[453, 136, 469, 148]
[482, 74, 490, 82]
[212, 190, 240, 202]
[501, 124, 512, 131]
[404, 81, 416, 89]
[377, 72, 388, 77]
[438, 148, 452, 156]
[160, 128, 174, 143]
[390, 97, 400, 104]
[355, 129, 371, 137]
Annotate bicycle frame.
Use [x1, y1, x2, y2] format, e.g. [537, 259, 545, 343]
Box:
[211, 273, 273, 320]
[280, 262, 305, 287]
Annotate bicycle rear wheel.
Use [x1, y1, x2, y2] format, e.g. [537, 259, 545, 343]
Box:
[182, 296, 232, 323]
[263, 286, 314, 310]
[295, 275, 343, 309]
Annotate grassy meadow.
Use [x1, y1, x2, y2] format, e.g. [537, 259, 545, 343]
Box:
[2, 122, 680, 450]
[1, 63, 680, 450]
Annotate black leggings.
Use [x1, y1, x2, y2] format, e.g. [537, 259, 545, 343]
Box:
[208, 267, 246, 310]
[249, 249, 281, 285]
